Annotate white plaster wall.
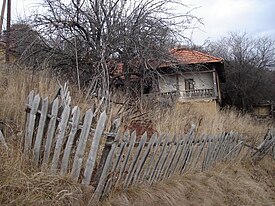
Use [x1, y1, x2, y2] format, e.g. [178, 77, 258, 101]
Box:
[178, 72, 214, 91]
[159, 74, 177, 93]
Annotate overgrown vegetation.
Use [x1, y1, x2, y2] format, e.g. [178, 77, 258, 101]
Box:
[207, 32, 275, 109]
[0, 64, 274, 205]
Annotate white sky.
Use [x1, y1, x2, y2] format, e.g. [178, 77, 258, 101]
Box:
[8, 0, 275, 45]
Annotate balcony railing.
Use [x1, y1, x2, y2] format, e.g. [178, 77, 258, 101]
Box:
[181, 89, 214, 98]
[142, 89, 216, 102]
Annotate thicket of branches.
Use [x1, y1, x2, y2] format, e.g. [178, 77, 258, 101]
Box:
[5, 1, 275, 111]
[8, 0, 199, 96]
[207, 32, 275, 110]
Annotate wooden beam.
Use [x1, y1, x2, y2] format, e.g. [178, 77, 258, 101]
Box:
[5, 0, 11, 63]
[0, 0, 7, 34]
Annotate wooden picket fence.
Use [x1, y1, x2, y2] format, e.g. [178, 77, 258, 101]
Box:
[22, 90, 274, 201]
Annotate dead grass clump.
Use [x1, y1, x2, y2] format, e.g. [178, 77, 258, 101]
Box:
[102, 158, 275, 206]
[0, 65, 97, 132]
[0, 143, 88, 206]
[153, 102, 272, 142]
[0, 65, 57, 127]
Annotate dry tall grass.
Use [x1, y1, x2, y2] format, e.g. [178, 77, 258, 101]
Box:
[0, 65, 93, 131]
[153, 102, 273, 143]
[1, 140, 274, 206]
[1, 64, 274, 206]
[102, 158, 275, 206]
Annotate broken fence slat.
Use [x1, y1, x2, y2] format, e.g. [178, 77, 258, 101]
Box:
[33, 98, 49, 166]
[156, 134, 174, 181]
[124, 132, 147, 187]
[178, 130, 195, 175]
[42, 98, 59, 165]
[115, 131, 136, 188]
[51, 105, 71, 173]
[71, 109, 94, 181]
[149, 136, 168, 184]
[132, 133, 157, 185]
[163, 135, 183, 179]
[24, 94, 41, 153]
[82, 111, 107, 185]
[141, 135, 163, 183]
[24, 91, 35, 145]
[181, 140, 195, 174]
[167, 134, 187, 177]
[0, 130, 8, 150]
[193, 136, 208, 171]
[92, 132, 119, 201]
[60, 106, 81, 175]
[103, 138, 127, 195]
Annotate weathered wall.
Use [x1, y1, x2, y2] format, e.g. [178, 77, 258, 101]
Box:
[178, 72, 214, 91]
[158, 72, 215, 93]
[177, 100, 219, 114]
[158, 74, 178, 93]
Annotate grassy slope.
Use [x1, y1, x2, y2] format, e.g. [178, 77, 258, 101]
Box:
[0, 65, 274, 205]
[1, 144, 274, 206]
[103, 159, 275, 206]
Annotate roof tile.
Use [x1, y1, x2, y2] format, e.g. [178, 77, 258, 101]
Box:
[171, 48, 223, 65]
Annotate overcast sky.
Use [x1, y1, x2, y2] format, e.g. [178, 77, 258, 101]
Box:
[10, 0, 275, 45]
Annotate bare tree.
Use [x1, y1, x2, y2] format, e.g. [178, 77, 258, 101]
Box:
[207, 32, 275, 109]
[25, 0, 200, 95]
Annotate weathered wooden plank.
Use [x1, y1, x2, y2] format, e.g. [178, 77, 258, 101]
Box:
[207, 134, 222, 167]
[93, 118, 121, 184]
[24, 91, 35, 146]
[60, 106, 80, 175]
[223, 140, 244, 159]
[165, 134, 186, 177]
[42, 98, 59, 165]
[82, 111, 107, 185]
[33, 98, 49, 166]
[201, 137, 213, 172]
[27, 90, 35, 106]
[103, 138, 127, 195]
[180, 140, 195, 174]
[175, 126, 196, 175]
[193, 136, 208, 171]
[219, 133, 233, 159]
[0, 130, 8, 150]
[205, 137, 217, 170]
[24, 94, 41, 153]
[163, 134, 184, 179]
[124, 133, 147, 187]
[205, 137, 218, 169]
[148, 136, 168, 184]
[234, 138, 244, 158]
[213, 132, 227, 162]
[71, 109, 94, 180]
[187, 139, 203, 171]
[225, 135, 237, 160]
[51, 105, 71, 173]
[114, 131, 136, 187]
[141, 135, 163, 183]
[156, 134, 174, 181]
[177, 130, 195, 175]
[92, 133, 119, 201]
[132, 133, 157, 185]
[252, 130, 275, 161]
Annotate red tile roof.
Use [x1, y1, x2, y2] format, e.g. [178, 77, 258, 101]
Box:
[170, 48, 223, 65]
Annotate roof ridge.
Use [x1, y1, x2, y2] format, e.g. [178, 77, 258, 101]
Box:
[172, 48, 223, 61]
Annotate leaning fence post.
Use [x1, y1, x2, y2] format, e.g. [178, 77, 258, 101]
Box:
[92, 118, 121, 185]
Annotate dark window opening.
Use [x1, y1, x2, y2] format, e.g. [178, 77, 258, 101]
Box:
[185, 79, 195, 91]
